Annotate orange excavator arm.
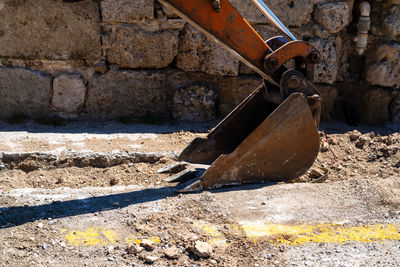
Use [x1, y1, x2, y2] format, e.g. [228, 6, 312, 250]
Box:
[159, 0, 320, 87]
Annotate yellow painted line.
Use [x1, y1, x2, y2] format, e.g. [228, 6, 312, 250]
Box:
[65, 228, 109, 246]
[63, 228, 160, 247]
[62, 223, 400, 247]
[239, 222, 400, 245]
[194, 221, 228, 247]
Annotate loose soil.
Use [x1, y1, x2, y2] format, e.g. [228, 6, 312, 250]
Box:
[0, 123, 399, 266]
[0, 128, 398, 192]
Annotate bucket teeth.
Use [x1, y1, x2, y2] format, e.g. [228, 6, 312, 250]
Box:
[165, 163, 208, 184]
[157, 162, 188, 174]
[165, 169, 197, 183]
[176, 179, 204, 193]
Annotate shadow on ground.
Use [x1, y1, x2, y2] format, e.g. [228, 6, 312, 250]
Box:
[0, 187, 178, 229]
[0, 120, 216, 135]
[0, 183, 270, 229]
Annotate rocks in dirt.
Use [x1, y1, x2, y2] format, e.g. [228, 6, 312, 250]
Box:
[135, 224, 153, 235]
[164, 246, 180, 259]
[310, 168, 325, 178]
[355, 136, 370, 148]
[349, 130, 362, 142]
[126, 244, 144, 255]
[52, 73, 86, 117]
[309, 167, 329, 183]
[191, 241, 213, 258]
[171, 85, 217, 122]
[109, 177, 119, 186]
[314, 2, 350, 34]
[320, 141, 329, 153]
[140, 254, 159, 264]
[42, 243, 49, 250]
[140, 239, 156, 251]
[380, 146, 399, 158]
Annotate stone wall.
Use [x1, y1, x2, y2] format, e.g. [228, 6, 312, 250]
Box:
[0, 0, 399, 125]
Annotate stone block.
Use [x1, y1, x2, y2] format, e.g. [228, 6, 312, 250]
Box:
[317, 85, 338, 122]
[176, 25, 239, 76]
[101, 0, 154, 22]
[171, 85, 217, 122]
[217, 76, 263, 117]
[0, 67, 51, 118]
[85, 70, 167, 119]
[165, 70, 218, 95]
[314, 2, 350, 33]
[365, 42, 400, 88]
[161, 3, 179, 18]
[361, 89, 391, 125]
[309, 38, 338, 84]
[106, 25, 179, 69]
[0, 0, 101, 62]
[383, 5, 400, 38]
[390, 91, 400, 123]
[52, 73, 86, 116]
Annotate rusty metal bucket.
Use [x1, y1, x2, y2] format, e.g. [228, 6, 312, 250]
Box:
[164, 85, 320, 192]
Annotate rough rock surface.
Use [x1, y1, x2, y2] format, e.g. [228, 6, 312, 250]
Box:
[361, 89, 392, 125]
[390, 91, 400, 123]
[365, 42, 400, 88]
[231, 0, 316, 26]
[314, 2, 350, 34]
[171, 85, 217, 122]
[192, 241, 212, 258]
[176, 25, 239, 76]
[101, 0, 154, 22]
[309, 38, 338, 84]
[106, 25, 179, 69]
[85, 70, 167, 119]
[164, 246, 180, 259]
[217, 76, 263, 117]
[0, 0, 100, 62]
[0, 67, 51, 119]
[383, 5, 400, 38]
[317, 85, 338, 122]
[0, 0, 398, 125]
[52, 74, 86, 116]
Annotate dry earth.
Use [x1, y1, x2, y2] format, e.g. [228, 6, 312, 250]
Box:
[0, 121, 399, 266]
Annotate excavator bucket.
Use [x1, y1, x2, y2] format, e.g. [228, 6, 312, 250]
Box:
[167, 86, 320, 192]
[157, 0, 322, 192]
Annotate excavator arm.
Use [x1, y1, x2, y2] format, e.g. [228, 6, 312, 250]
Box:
[158, 0, 323, 192]
[159, 0, 321, 101]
